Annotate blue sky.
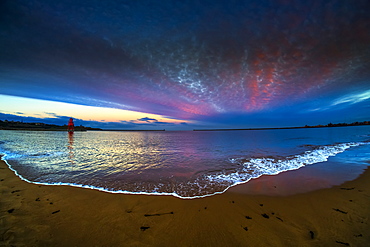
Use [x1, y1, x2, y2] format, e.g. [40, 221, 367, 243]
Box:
[1, 0, 369, 130]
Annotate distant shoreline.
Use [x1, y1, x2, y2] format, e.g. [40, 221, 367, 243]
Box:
[1, 119, 369, 131]
[0, 120, 101, 131]
[99, 129, 166, 131]
[193, 121, 370, 131]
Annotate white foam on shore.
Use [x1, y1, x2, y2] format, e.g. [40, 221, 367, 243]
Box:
[206, 142, 367, 185]
[1, 141, 368, 199]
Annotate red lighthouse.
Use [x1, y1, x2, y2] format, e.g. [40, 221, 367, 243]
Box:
[67, 118, 74, 132]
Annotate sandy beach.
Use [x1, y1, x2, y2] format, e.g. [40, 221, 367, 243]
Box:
[1, 158, 369, 247]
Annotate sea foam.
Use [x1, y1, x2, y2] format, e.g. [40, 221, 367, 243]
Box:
[205, 142, 367, 185]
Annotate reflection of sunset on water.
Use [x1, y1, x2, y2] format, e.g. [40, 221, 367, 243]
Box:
[68, 132, 74, 165]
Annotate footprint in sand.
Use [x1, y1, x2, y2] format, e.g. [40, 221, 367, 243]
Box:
[276, 217, 283, 222]
[140, 226, 150, 231]
[332, 208, 347, 214]
[309, 231, 315, 239]
[340, 187, 354, 190]
[261, 213, 269, 219]
[144, 212, 174, 217]
[335, 240, 350, 246]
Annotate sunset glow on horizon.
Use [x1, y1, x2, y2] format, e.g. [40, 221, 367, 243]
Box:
[0, 94, 193, 129]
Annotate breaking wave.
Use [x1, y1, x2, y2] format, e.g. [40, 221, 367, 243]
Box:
[205, 142, 367, 186]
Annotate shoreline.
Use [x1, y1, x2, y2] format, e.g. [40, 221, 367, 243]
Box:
[1, 140, 366, 200]
[2, 148, 364, 200]
[1, 159, 369, 246]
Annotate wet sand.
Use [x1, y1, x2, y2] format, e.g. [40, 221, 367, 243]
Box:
[1, 159, 369, 246]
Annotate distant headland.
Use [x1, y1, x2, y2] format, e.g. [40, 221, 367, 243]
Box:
[193, 121, 370, 131]
[0, 120, 102, 131]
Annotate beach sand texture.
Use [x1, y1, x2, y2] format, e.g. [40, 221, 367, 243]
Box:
[1, 159, 369, 247]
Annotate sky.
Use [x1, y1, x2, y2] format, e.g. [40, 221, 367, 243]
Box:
[1, 0, 369, 130]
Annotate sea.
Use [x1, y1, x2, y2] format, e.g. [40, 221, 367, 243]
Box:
[1, 126, 369, 199]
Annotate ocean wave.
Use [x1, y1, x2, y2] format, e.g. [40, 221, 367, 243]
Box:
[205, 142, 368, 186]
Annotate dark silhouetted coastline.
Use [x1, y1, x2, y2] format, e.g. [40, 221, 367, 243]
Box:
[193, 121, 370, 131]
[0, 120, 101, 131]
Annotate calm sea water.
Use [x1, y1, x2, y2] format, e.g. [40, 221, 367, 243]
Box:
[1, 126, 369, 198]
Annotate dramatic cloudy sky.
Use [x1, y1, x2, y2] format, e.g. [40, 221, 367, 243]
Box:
[1, 0, 369, 130]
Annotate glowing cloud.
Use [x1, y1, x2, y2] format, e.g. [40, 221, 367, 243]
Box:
[331, 89, 370, 107]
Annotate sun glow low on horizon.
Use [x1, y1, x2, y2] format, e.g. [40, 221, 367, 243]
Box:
[0, 94, 192, 125]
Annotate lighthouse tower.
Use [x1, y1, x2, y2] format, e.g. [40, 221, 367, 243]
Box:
[67, 118, 74, 132]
